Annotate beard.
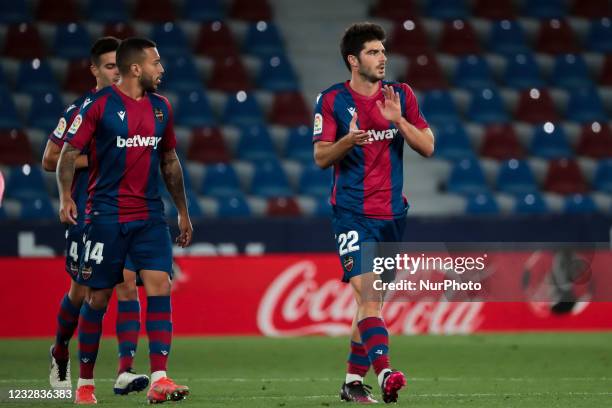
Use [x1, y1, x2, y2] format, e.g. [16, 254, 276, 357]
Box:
[140, 74, 158, 92]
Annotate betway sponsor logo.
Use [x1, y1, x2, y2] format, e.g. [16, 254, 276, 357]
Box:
[116, 135, 161, 149]
[367, 128, 398, 142]
[256, 260, 483, 336]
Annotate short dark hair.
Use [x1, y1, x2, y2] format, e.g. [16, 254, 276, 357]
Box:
[90, 36, 120, 66]
[116, 37, 157, 75]
[340, 22, 386, 71]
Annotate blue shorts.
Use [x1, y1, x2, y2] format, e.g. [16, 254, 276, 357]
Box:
[331, 207, 406, 283]
[77, 219, 173, 289]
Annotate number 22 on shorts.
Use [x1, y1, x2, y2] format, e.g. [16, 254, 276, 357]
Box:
[338, 230, 359, 255]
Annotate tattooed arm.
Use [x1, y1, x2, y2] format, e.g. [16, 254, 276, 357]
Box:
[160, 148, 192, 247]
[56, 143, 81, 225]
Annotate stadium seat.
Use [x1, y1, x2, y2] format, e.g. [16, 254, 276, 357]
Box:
[438, 20, 481, 55]
[426, 0, 468, 20]
[5, 165, 48, 200]
[467, 88, 508, 124]
[134, 0, 176, 21]
[488, 20, 529, 56]
[480, 124, 525, 160]
[217, 195, 251, 217]
[576, 122, 612, 159]
[16, 59, 59, 94]
[433, 121, 475, 161]
[496, 159, 539, 195]
[586, 18, 612, 53]
[243, 21, 285, 58]
[446, 158, 489, 196]
[389, 20, 432, 57]
[266, 197, 301, 217]
[222, 91, 264, 127]
[453, 55, 495, 90]
[536, 19, 578, 54]
[465, 193, 499, 215]
[515, 88, 559, 124]
[514, 192, 548, 214]
[592, 159, 612, 193]
[187, 127, 230, 164]
[566, 87, 608, 123]
[182, 0, 224, 22]
[160, 56, 202, 92]
[251, 159, 292, 198]
[550, 54, 592, 89]
[315, 196, 332, 216]
[503, 53, 545, 90]
[103, 22, 136, 39]
[0, 89, 22, 129]
[543, 159, 588, 194]
[209, 56, 252, 92]
[53, 23, 92, 60]
[64, 59, 96, 94]
[0, 129, 33, 165]
[299, 163, 331, 197]
[165, 190, 203, 218]
[563, 194, 597, 213]
[473, 0, 515, 19]
[285, 126, 314, 163]
[269, 91, 310, 126]
[229, 0, 272, 21]
[3, 23, 46, 59]
[152, 23, 190, 58]
[420, 90, 460, 125]
[257, 55, 299, 92]
[88, 0, 129, 23]
[175, 89, 216, 128]
[201, 163, 242, 197]
[404, 53, 447, 90]
[371, 0, 419, 21]
[600, 54, 612, 86]
[20, 197, 55, 219]
[195, 21, 240, 59]
[36, 0, 79, 22]
[236, 124, 277, 162]
[27, 92, 65, 130]
[523, 0, 567, 19]
[0, 1, 31, 23]
[530, 122, 572, 159]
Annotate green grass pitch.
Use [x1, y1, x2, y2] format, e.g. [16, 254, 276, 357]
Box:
[0, 333, 611, 407]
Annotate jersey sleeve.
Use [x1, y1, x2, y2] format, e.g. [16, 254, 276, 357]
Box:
[65, 97, 103, 151]
[401, 83, 429, 130]
[312, 92, 338, 143]
[48, 107, 79, 148]
[160, 98, 177, 152]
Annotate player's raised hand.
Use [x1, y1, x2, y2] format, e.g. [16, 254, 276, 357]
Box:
[176, 213, 193, 248]
[346, 111, 371, 146]
[376, 85, 402, 123]
[59, 197, 78, 225]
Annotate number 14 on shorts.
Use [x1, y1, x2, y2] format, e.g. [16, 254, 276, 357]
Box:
[83, 240, 104, 264]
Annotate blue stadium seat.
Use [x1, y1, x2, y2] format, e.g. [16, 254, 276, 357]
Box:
[564, 194, 597, 214]
[285, 126, 313, 162]
[257, 55, 299, 92]
[488, 20, 530, 56]
[299, 163, 331, 197]
[593, 159, 612, 193]
[16, 59, 59, 94]
[503, 53, 545, 90]
[453, 55, 495, 90]
[551, 54, 592, 89]
[236, 124, 277, 162]
[530, 123, 572, 159]
[251, 159, 293, 198]
[0, 88, 22, 129]
[523, 0, 567, 19]
[222, 91, 264, 127]
[152, 22, 190, 58]
[165, 190, 203, 218]
[5, 165, 48, 200]
[27, 92, 65, 130]
[201, 163, 243, 197]
[53, 23, 92, 60]
[426, 0, 468, 20]
[566, 86, 608, 123]
[433, 121, 475, 160]
[514, 192, 548, 214]
[586, 17, 612, 53]
[447, 158, 489, 195]
[315, 196, 332, 216]
[20, 196, 55, 219]
[160, 56, 202, 92]
[182, 0, 224, 21]
[217, 195, 251, 217]
[87, 0, 128, 23]
[243, 21, 285, 58]
[467, 88, 508, 124]
[0, 1, 31, 23]
[420, 90, 460, 125]
[175, 89, 216, 127]
[465, 192, 499, 214]
[496, 159, 539, 195]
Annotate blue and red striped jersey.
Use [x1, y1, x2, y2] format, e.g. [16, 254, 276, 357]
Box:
[65, 84, 177, 223]
[312, 81, 429, 219]
[48, 90, 95, 225]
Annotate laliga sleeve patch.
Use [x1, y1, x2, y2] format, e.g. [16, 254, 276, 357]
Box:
[68, 114, 82, 135]
[53, 117, 67, 138]
[314, 113, 323, 135]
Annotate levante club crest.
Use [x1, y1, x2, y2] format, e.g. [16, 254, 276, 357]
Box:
[154, 108, 164, 123]
[343, 255, 354, 272]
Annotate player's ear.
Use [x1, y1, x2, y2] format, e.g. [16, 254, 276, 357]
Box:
[348, 55, 358, 69]
[90, 64, 98, 79]
[130, 63, 141, 78]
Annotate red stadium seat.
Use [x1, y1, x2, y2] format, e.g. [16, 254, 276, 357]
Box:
[544, 159, 588, 194]
[3, 23, 46, 59]
[103, 23, 136, 39]
[473, 0, 516, 19]
[405, 53, 447, 90]
[269, 92, 311, 126]
[187, 128, 231, 164]
[266, 197, 301, 217]
[208, 56, 252, 92]
[0, 130, 34, 165]
[536, 19, 578, 54]
[599, 54, 612, 86]
[64, 59, 95, 94]
[133, 0, 176, 22]
[36, 0, 80, 22]
[576, 122, 612, 159]
[229, 0, 272, 21]
[514, 88, 559, 124]
[388, 19, 432, 57]
[571, 0, 612, 18]
[195, 21, 240, 59]
[480, 124, 525, 160]
[372, 0, 419, 21]
[438, 20, 481, 55]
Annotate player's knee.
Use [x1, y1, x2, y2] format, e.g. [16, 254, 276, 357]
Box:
[358, 301, 383, 318]
[87, 288, 113, 310]
[115, 280, 138, 301]
[68, 282, 87, 305]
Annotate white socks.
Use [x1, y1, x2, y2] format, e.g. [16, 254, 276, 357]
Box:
[378, 369, 391, 387]
[151, 370, 167, 383]
[345, 373, 364, 384]
[77, 378, 94, 388]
